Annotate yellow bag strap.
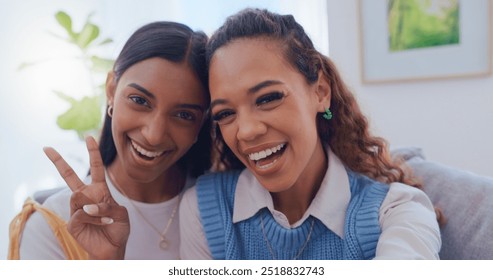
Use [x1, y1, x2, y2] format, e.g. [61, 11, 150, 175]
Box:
[8, 197, 88, 260]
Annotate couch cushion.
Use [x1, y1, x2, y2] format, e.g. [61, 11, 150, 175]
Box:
[392, 147, 493, 260]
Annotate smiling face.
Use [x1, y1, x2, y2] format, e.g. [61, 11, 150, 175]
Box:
[209, 38, 330, 193]
[107, 57, 207, 184]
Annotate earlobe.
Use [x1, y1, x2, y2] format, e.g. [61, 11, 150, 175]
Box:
[315, 71, 331, 112]
[106, 71, 117, 106]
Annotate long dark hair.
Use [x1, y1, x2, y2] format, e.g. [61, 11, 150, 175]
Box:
[99, 21, 211, 177]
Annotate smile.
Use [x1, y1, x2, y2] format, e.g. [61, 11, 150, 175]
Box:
[131, 140, 166, 159]
[247, 143, 287, 170]
[248, 143, 285, 161]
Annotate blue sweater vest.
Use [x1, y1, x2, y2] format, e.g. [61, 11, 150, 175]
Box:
[196, 170, 389, 260]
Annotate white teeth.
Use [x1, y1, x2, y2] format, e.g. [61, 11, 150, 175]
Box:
[248, 144, 285, 161]
[131, 140, 164, 158]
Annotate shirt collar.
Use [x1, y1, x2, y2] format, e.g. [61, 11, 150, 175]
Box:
[232, 148, 350, 238]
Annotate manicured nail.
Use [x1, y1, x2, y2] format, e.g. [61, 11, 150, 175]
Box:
[101, 217, 114, 225]
[83, 204, 98, 215]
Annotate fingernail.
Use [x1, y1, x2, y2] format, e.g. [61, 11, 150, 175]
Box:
[101, 217, 114, 225]
[83, 204, 98, 215]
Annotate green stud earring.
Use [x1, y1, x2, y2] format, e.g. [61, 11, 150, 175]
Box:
[323, 108, 332, 120]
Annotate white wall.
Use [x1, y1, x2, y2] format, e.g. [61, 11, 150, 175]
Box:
[326, 0, 493, 178]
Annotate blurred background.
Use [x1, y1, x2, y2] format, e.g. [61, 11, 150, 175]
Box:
[1, 0, 492, 259]
[0, 0, 328, 259]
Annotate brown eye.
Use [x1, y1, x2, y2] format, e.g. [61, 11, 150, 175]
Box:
[130, 96, 149, 107]
[176, 111, 195, 121]
[212, 110, 235, 123]
[256, 92, 284, 106]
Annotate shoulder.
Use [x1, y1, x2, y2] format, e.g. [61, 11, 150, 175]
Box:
[195, 170, 243, 197]
[180, 185, 198, 214]
[196, 170, 243, 186]
[41, 187, 72, 220]
[384, 182, 435, 211]
[380, 181, 439, 236]
[347, 171, 390, 202]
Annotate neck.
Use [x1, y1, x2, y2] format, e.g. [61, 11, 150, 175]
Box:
[271, 142, 327, 224]
[107, 157, 185, 203]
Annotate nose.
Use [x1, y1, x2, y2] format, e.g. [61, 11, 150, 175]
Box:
[141, 114, 169, 146]
[236, 113, 267, 142]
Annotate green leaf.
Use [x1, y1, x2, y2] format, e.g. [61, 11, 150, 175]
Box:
[53, 90, 76, 104]
[76, 22, 100, 49]
[56, 95, 102, 132]
[98, 38, 113, 46]
[55, 11, 76, 40]
[90, 56, 114, 73]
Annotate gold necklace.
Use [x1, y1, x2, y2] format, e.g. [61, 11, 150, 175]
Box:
[260, 212, 315, 260]
[108, 172, 180, 250]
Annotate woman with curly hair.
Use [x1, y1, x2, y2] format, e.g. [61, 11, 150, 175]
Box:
[179, 8, 441, 260]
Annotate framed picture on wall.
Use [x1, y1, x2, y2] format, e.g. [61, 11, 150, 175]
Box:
[358, 0, 492, 83]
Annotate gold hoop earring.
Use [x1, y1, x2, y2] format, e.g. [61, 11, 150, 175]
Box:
[108, 106, 113, 118]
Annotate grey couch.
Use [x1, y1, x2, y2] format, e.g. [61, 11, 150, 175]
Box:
[393, 147, 493, 259]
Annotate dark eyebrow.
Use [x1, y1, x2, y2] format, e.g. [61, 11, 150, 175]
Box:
[129, 83, 205, 112]
[211, 80, 283, 111]
[128, 83, 155, 99]
[176, 104, 205, 112]
[247, 80, 283, 94]
[210, 99, 227, 111]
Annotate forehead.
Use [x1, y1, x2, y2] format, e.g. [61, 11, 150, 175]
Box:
[209, 38, 298, 96]
[118, 57, 206, 103]
[210, 38, 290, 74]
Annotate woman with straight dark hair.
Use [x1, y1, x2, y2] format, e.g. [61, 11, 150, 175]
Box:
[178, 8, 441, 260]
[10, 21, 211, 259]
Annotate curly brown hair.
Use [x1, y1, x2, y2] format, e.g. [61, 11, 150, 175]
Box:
[206, 8, 445, 225]
[207, 8, 411, 183]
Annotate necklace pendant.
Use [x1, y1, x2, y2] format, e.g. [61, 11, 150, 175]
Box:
[159, 237, 168, 250]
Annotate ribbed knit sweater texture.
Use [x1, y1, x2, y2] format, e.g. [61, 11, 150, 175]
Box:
[196, 169, 389, 260]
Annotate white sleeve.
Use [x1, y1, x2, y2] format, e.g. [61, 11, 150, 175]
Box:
[179, 186, 213, 260]
[374, 183, 441, 259]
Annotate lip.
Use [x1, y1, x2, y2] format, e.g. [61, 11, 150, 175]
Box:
[128, 138, 172, 167]
[242, 142, 288, 175]
[248, 143, 285, 161]
[130, 139, 166, 158]
[242, 142, 287, 156]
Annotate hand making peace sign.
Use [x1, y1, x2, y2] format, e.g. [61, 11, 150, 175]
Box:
[43, 136, 130, 259]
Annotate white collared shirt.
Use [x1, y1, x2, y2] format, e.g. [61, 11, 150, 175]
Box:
[179, 150, 441, 259]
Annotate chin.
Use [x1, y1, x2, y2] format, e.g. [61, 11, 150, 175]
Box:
[126, 168, 160, 184]
[256, 176, 293, 193]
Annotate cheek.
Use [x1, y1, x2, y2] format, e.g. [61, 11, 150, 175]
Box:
[111, 110, 137, 136]
[174, 124, 203, 147]
[219, 126, 239, 152]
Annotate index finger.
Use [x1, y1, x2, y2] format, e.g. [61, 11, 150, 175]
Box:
[43, 147, 85, 192]
[85, 136, 105, 184]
